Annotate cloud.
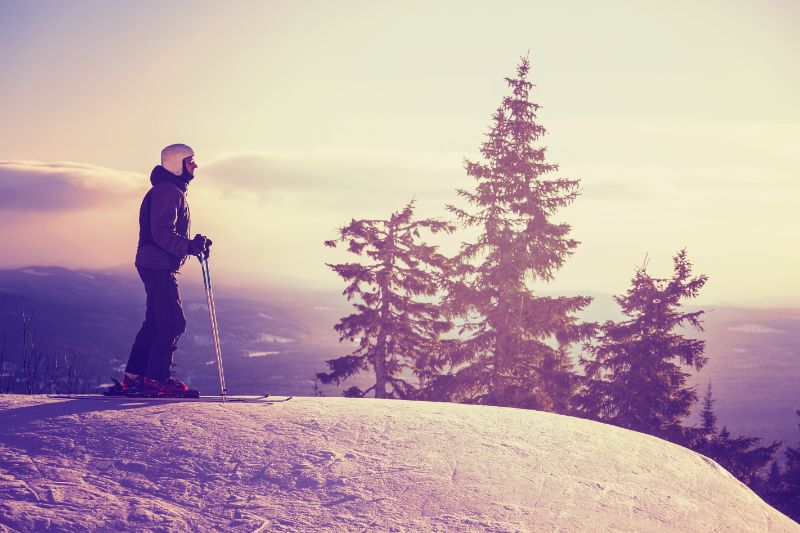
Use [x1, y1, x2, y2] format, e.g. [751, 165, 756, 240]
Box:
[0, 160, 141, 211]
[634, 122, 800, 164]
[199, 148, 466, 213]
[576, 163, 798, 207]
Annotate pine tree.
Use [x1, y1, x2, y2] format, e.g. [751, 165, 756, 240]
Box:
[777, 410, 800, 521]
[765, 460, 783, 495]
[318, 200, 454, 399]
[691, 384, 781, 484]
[577, 250, 707, 441]
[692, 385, 781, 487]
[700, 383, 717, 434]
[427, 56, 594, 411]
[753, 459, 788, 519]
[715, 427, 781, 486]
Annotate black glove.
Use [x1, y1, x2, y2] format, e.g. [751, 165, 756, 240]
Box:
[204, 238, 213, 258]
[187, 234, 208, 257]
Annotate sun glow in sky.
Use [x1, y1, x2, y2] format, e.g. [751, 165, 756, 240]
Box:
[1, 0, 798, 307]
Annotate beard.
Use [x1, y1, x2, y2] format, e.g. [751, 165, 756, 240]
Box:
[180, 164, 195, 184]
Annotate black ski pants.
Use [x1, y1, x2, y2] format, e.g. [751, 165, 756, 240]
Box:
[125, 267, 187, 382]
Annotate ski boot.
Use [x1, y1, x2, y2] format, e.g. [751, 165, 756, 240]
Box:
[103, 374, 151, 396]
[158, 377, 200, 398]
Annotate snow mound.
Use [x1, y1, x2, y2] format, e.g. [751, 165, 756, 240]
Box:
[0, 396, 795, 532]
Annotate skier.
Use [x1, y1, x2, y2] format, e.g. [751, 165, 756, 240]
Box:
[119, 143, 211, 396]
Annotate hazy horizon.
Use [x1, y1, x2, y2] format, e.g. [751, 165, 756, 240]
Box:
[2, 263, 797, 312]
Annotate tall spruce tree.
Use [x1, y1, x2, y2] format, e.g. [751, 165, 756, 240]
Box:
[428, 56, 594, 411]
[577, 250, 707, 441]
[318, 200, 454, 399]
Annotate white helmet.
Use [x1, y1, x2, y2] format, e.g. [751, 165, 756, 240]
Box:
[160, 143, 195, 176]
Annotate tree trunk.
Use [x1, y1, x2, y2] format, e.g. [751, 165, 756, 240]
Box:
[373, 334, 388, 399]
[373, 223, 396, 399]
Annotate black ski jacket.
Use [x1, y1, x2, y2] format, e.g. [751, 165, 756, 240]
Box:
[134, 165, 192, 272]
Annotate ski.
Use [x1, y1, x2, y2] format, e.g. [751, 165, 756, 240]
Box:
[47, 394, 293, 403]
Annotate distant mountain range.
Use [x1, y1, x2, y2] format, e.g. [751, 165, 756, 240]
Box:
[0, 266, 798, 448]
[0, 266, 354, 399]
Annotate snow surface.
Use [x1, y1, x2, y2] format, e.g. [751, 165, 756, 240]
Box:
[0, 395, 796, 532]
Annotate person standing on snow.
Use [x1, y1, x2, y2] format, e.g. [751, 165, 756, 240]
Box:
[120, 143, 211, 396]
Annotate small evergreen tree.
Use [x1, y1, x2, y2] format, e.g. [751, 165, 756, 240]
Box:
[700, 383, 717, 434]
[318, 200, 454, 399]
[578, 250, 707, 441]
[776, 410, 800, 522]
[765, 460, 783, 496]
[692, 384, 781, 487]
[713, 427, 781, 486]
[753, 459, 789, 521]
[427, 56, 594, 411]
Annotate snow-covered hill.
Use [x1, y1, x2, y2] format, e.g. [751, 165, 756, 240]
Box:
[0, 395, 796, 532]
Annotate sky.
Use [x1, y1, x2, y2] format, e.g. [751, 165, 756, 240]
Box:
[0, 0, 798, 307]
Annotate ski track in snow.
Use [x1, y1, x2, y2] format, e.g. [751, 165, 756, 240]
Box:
[0, 396, 796, 532]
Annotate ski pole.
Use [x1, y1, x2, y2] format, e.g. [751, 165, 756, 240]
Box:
[199, 252, 227, 400]
[205, 254, 227, 400]
[202, 253, 227, 400]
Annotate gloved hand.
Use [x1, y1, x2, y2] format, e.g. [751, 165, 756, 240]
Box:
[203, 238, 213, 259]
[187, 234, 208, 257]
